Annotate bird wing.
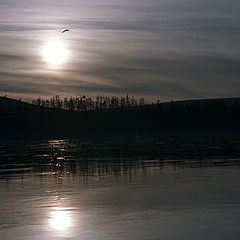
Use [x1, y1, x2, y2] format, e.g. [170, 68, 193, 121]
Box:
[62, 29, 69, 33]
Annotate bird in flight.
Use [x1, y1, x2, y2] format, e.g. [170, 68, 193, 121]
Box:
[62, 29, 70, 34]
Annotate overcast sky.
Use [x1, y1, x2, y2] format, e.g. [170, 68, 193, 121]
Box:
[0, 0, 240, 101]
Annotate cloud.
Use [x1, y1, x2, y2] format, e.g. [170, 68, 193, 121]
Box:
[1, 0, 240, 100]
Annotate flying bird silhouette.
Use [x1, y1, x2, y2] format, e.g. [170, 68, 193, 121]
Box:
[62, 29, 69, 34]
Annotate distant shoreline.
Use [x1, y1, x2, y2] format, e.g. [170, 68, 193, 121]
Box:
[1, 96, 240, 140]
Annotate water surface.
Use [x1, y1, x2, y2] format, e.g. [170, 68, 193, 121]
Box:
[0, 138, 240, 240]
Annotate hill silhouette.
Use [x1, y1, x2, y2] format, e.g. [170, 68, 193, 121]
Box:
[1, 96, 240, 139]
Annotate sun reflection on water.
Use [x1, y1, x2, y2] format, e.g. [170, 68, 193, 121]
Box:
[49, 208, 72, 231]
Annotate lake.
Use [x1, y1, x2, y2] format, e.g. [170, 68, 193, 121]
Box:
[0, 137, 240, 240]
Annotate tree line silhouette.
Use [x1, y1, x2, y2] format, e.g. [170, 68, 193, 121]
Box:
[1, 94, 240, 114]
[1, 95, 240, 138]
[31, 94, 149, 111]
[31, 94, 240, 113]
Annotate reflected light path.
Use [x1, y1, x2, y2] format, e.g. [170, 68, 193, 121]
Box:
[1, 139, 240, 240]
[49, 208, 72, 231]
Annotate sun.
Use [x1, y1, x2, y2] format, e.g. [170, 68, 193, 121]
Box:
[43, 41, 68, 65]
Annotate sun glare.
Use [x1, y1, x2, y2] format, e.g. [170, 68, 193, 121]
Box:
[49, 208, 72, 230]
[43, 41, 68, 65]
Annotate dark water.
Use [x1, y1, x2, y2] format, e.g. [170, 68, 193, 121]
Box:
[0, 137, 240, 240]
